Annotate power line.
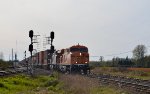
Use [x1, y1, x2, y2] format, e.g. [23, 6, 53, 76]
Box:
[105, 51, 132, 57]
[90, 45, 150, 58]
[90, 51, 132, 57]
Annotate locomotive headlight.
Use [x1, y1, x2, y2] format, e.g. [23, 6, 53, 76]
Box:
[85, 62, 87, 64]
[80, 53, 82, 56]
[70, 52, 72, 54]
[76, 62, 78, 64]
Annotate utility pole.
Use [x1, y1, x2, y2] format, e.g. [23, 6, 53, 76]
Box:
[12, 48, 13, 62]
[12, 48, 15, 68]
[24, 51, 28, 73]
[15, 40, 18, 67]
[15, 53, 17, 67]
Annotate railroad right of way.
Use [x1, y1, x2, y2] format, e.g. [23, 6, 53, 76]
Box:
[86, 73, 150, 94]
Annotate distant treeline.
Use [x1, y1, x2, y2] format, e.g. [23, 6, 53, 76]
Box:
[0, 59, 13, 70]
[90, 55, 150, 68]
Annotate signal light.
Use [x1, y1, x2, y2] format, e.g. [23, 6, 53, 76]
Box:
[50, 31, 54, 39]
[29, 44, 33, 52]
[29, 30, 34, 38]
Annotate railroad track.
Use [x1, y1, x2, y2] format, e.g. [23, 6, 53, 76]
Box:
[0, 67, 27, 77]
[86, 73, 150, 94]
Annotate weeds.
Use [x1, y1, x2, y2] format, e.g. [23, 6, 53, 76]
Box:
[0, 73, 63, 94]
[58, 74, 126, 94]
[0, 71, 130, 94]
[0, 82, 5, 87]
[93, 67, 150, 80]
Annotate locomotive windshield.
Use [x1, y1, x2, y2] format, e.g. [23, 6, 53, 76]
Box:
[70, 48, 79, 52]
[70, 47, 88, 52]
[80, 48, 88, 52]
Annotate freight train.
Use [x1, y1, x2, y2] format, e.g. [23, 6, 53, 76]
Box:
[22, 44, 90, 74]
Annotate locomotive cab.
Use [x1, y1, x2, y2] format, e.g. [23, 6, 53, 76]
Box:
[70, 46, 89, 65]
[69, 45, 90, 74]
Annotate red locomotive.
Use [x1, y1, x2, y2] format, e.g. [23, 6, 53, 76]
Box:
[52, 44, 90, 74]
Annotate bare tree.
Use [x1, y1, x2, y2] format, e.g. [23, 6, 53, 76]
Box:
[133, 45, 147, 60]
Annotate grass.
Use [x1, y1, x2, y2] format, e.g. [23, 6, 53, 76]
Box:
[0, 71, 130, 94]
[0, 73, 63, 94]
[128, 68, 150, 72]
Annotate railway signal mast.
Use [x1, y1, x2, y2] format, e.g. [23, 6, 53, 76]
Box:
[29, 30, 34, 75]
[28, 30, 40, 75]
[47, 31, 55, 70]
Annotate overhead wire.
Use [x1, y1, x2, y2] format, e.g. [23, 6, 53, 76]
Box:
[90, 45, 150, 58]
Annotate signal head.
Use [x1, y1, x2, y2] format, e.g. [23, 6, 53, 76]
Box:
[29, 30, 34, 38]
[50, 31, 54, 39]
[29, 44, 33, 52]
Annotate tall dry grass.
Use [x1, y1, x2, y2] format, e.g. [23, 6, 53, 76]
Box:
[59, 74, 99, 94]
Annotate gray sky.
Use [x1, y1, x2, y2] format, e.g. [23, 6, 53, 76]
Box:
[0, 0, 150, 61]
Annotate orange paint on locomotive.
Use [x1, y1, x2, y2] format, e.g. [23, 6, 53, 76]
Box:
[58, 44, 89, 65]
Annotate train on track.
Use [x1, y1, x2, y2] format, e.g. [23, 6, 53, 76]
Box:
[22, 44, 90, 74]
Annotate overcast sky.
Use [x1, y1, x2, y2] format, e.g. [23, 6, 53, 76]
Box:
[0, 0, 150, 61]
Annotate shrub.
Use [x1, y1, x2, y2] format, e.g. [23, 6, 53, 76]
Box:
[0, 82, 5, 87]
[44, 80, 59, 87]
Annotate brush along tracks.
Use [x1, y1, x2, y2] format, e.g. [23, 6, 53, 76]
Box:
[86, 73, 150, 94]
